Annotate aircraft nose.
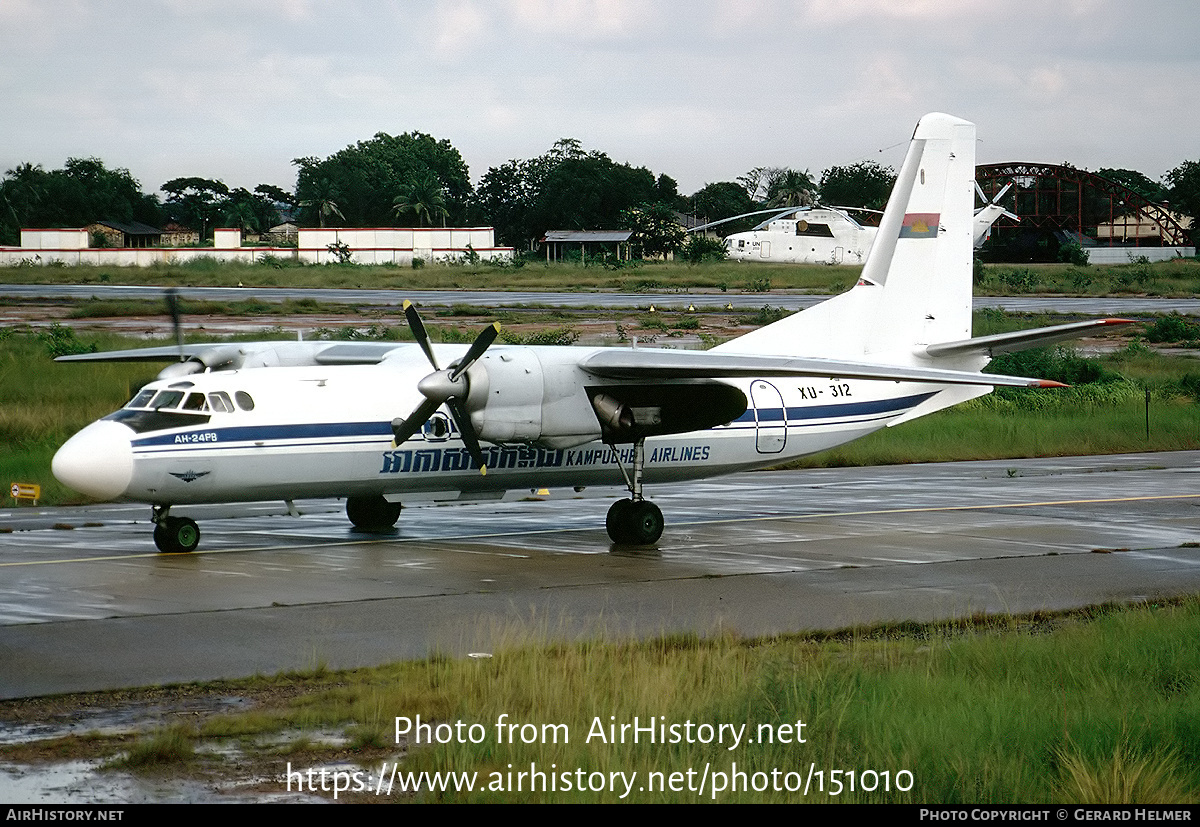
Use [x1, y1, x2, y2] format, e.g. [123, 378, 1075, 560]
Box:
[52, 420, 134, 500]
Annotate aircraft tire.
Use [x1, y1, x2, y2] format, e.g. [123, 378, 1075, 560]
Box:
[346, 495, 402, 532]
[606, 499, 664, 545]
[154, 517, 200, 553]
[628, 500, 664, 545]
[606, 498, 635, 544]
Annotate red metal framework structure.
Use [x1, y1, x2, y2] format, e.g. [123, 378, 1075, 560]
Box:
[976, 163, 1189, 261]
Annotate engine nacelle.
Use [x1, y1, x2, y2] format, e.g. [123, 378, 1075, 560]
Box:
[465, 347, 748, 449]
[469, 348, 603, 449]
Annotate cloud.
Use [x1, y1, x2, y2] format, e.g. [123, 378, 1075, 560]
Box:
[0, 0, 1195, 195]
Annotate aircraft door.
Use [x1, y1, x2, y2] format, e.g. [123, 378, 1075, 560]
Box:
[750, 380, 786, 454]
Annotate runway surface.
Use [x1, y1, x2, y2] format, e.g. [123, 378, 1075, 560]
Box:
[2, 283, 1198, 315]
[1, 452, 1198, 700]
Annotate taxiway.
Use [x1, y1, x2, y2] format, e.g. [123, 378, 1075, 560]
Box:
[2, 283, 1199, 315]
[1, 452, 1197, 700]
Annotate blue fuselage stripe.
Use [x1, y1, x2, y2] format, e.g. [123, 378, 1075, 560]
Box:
[129, 392, 938, 454]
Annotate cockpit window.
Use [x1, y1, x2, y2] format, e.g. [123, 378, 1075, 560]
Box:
[207, 392, 234, 413]
[110, 385, 218, 432]
[182, 392, 208, 411]
[127, 389, 156, 408]
[151, 390, 185, 410]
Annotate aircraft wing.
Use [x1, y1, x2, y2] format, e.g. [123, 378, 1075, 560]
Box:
[924, 319, 1134, 358]
[55, 341, 405, 366]
[580, 349, 1065, 388]
[56, 345, 223, 362]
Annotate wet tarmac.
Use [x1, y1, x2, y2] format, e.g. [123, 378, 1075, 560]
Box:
[1, 452, 1198, 701]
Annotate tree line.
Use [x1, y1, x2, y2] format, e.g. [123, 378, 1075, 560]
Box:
[2, 131, 1197, 249]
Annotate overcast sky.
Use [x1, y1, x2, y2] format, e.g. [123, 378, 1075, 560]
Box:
[2, 0, 1197, 198]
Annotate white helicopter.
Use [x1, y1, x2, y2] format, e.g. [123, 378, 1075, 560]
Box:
[52, 113, 1124, 553]
[722, 182, 1017, 264]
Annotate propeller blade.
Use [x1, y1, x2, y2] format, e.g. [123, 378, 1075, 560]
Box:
[403, 300, 439, 370]
[450, 322, 501, 381]
[974, 181, 987, 204]
[394, 311, 500, 473]
[447, 398, 488, 474]
[391, 396, 441, 447]
[165, 289, 184, 361]
[994, 182, 1013, 203]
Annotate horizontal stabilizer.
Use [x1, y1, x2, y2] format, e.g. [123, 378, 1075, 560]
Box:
[924, 319, 1134, 358]
[581, 350, 1063, 389]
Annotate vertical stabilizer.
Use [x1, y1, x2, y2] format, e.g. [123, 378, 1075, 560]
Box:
[714, 113, 977, 362]
[862, 113, 976, 353]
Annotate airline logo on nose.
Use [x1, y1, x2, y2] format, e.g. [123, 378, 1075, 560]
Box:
[169, 470, 211, 483]
[899, 213, 940, 238]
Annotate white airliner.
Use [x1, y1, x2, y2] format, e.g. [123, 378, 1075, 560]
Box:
[723, 184, 1017, 264]
[52, 114, 1125, 553]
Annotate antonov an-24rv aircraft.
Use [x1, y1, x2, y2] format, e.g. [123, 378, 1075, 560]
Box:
[52, 114, 1128, 553]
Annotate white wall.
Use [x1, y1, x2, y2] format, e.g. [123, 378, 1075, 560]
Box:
[1085, 247, 1195, 264]
[213, 228, 242, 249]
[3, 226, 513, 267]
[297, 227, 511, 264]
[0, 246, 284, 267]
[20, 229, 88, 249]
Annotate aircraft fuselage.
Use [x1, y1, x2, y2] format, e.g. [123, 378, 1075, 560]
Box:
[52, 343, 942, 507]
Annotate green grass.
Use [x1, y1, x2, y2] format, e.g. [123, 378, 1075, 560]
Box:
[106, 725, 196, 771]
[0, 329, 160, 504]
[975, 257, 1200, 297]
[10, 600, 1196, 802]
[311, 600, 1200, 802]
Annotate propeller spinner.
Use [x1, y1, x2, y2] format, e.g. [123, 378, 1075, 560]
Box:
[391, 300, 499, 474]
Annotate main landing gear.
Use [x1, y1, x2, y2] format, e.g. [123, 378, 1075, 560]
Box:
[152, 505, 200, 554]
[346, 494, 402, 532]
[605, 438, 664, 546]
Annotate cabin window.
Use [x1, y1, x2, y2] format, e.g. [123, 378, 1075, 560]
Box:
[795, 221, 834, 237]
[235, 391, 256, 411]
[207, 392, 234, 413]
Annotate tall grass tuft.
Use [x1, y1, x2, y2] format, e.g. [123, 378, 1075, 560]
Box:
[1055, 743, 1195, 804]
[107, 726, 196, 771]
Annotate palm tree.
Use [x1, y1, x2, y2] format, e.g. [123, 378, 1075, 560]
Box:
[392, 173, 449, 227]
[2, 162, 46, 226]
[299, 178, 344, 228]
[767, 169, 816, 208]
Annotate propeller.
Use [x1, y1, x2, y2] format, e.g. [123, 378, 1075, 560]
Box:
[391, 300, 500, 474]
[975, 181, 1019, 221]
[158, 289, 246, 379]
[165, 288, 185, 362]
